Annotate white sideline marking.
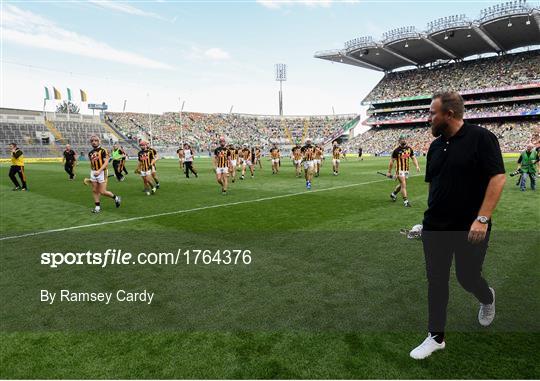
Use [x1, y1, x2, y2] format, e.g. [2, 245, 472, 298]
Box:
[0, 176, 420, 241]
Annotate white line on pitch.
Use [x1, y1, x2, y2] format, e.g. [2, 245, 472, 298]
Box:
[0, 175, 421, 241]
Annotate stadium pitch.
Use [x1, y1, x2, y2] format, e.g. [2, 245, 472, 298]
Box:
[1, 157, 539, 379]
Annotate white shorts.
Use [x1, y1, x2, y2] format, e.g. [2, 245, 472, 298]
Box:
[294, 159, 302, 166]
[216, 167, 229, 174]
[243, 160, 252, 166]
[398, 170, 409, 179]
[140, 170, 153, 177]
[303, 161, 314, 170]
[332, 159, 340, 165]
[230, 159, 237, 167]
[314, 159, 321, 165]
[272, 158, 279, 164]
[90, 170, 106, 183]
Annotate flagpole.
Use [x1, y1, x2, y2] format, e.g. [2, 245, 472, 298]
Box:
[147, 93, 152, 147]
[179, 98, 185, 145]
[43, 87, 49, 121]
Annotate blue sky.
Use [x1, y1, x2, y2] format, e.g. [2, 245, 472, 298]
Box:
[0, 0, 523, 115]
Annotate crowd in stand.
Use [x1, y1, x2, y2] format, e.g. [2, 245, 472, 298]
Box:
[366, 102, 539, 124]
[345, 120, 539, 155]
[105, 108, 536, 157]
[364, 50, 540, 102]
[106, 112, 357, 153]
[485, 121, 540, 152]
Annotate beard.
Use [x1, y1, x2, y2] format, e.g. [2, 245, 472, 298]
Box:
[431, 121, 449, 138]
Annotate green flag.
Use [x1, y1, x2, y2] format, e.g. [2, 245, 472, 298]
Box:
[44, 87, 50, 100]
[67, 88, 72, 101]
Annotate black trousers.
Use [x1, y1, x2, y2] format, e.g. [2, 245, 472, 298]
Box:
[422, 229, 493, 332]
[184, 161, 197, 178]
[9, 165, 27, 188]
[64, 161, 75, 179]
[112, 160, 123, 181]
[121, 159, 128, 174]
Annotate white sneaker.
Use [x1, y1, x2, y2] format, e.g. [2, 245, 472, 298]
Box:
[478, 287, 495, 327]
[410, 334, 445, 360]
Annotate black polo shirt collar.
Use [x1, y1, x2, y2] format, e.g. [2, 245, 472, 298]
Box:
[442, 121, 468, 142]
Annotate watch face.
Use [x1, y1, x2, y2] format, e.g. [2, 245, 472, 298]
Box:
[478, 216, 488, 224]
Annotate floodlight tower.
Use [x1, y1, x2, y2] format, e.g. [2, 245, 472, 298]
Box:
[275, 63, 287, 116]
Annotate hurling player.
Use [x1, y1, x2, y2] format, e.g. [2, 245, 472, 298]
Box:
[87, 136, 121, 212]
[387, 134, 420, 207]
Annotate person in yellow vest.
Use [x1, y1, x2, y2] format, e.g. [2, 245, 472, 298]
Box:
[111, 142, 126, 182]
[8, 143, 27, 191]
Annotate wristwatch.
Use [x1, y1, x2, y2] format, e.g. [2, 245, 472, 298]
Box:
[476, 216, 490, 224]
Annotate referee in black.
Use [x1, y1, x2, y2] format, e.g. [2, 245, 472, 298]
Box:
[62, 144, 77, 180]
[410, 91, 506, 360]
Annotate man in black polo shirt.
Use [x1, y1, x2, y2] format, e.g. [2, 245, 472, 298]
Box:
[62, 144, 77, 180]
[410, 91, 506, 360]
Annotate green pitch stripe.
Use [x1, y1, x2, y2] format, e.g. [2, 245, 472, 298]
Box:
[0, 175, 422, 242]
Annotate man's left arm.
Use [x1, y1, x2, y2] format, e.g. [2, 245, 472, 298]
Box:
[469, 174, 506, 243]
[468, 131, 506, 244]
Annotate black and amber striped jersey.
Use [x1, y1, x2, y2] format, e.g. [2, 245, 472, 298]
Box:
[292, 147, 302, 160]
[314, 146, 323, 159]
[332, 146, 342, 159]
[149, 147, 158, 168]
[242, 148, 251, 161]
[270, 148, 280, 158]
[138, 149, 155, 171]
[228, 148, 239, 160]
[214, 146, 229, 167]
[301, 144, 314, 161]
[88, 147, 108, 170]
[392, 145, 414, 172]
[255, 148, 261, 158]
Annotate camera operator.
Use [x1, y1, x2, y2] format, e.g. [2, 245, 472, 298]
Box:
[516, 143, 538, 191]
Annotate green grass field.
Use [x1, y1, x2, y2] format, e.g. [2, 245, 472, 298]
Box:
[1, 156, 539, 379]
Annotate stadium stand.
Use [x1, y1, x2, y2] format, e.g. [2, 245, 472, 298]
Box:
[344, 120, 539, 156]
[105, 112, 359, 156]
[1, 108, 358, 158]
[316, 1, 540, 155]
[361, 50, 540, 102]
[0, 108, 135, 159]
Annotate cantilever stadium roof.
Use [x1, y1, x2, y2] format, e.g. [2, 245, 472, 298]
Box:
[315, 1, 540, 72]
